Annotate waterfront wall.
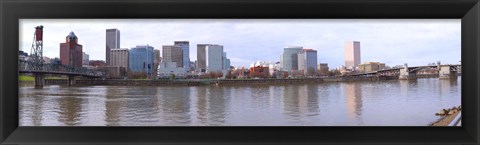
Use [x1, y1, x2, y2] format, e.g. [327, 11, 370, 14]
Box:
[36, 74, 444, 86]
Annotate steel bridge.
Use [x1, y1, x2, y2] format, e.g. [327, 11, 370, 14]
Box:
[348, 64, 461, 79]
[19, 60, 105, 88]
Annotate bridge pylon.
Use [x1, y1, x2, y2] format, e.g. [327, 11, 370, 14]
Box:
[439, 65, 457, 79]
[399, 63, 417, 80]
[34, 73, 44, 88]
[68, 75, 76, 86]
[31, 25, 45, 88]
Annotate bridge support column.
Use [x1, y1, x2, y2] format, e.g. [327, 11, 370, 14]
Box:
[399, 64, 416, 80]
[68, 75, 76, 86]
[34, 73, 44, 88]
[439, 66, 457, 79]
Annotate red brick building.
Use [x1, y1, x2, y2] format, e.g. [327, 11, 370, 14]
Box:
[249, 66, 270, 78]
[60, 32, 83, 67]
[89, 60, 107, 67]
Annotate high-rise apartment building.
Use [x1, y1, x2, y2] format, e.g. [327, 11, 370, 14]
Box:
[110, 48, 129, 70]
[174, 41, 190, 69]
[345, 41, 361, 70]
[106, 28, 120, 66]
[162, 45, 183, 68]
[281, 46, 303, 71]
[129, 45, 154, 76]
[60, 32, 83, 67]
[298, 49, 318, 75]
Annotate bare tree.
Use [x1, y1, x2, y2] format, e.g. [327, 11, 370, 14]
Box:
[307, 67, 316, 77]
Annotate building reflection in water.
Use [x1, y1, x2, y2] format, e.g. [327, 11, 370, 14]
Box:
[250, 85, 271, 109]
[281, 85, 301, 119]
[306, 84, 319, 114]
[159, 87, 190, 125]
[440, 78, 457, 96]
[57, 88, 84, 126]
[399, 79, 418, 97]
[345, 83, 363, 120]
[31, 93, 44, 126]
[104, 87, 124, 126]
[104, 86, 160, 126]
[196, 86, 208, 124]
[129, 87, 159, 125]
[207, 86, 227, 125]
[280, 84, 320, 122]
[194, 86, 230, 125]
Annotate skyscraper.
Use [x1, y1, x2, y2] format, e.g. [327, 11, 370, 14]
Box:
[82, 52, 89, 66]
[298, 49, 317, 75]
[128, 45, 154, 76]
[162, 45, 183, 68]
[174, 41, 190, 69]
[281, 46, 303, 71]
[106, 28, 120, 66]
[345, 41, 361, 70]
[153, 49, 161, 75]
[205, 44, 224, 72]
[60, 32, 83, 67]
[196, 44, 208, 72]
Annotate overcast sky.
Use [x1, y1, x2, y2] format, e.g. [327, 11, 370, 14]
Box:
[20, 19, 460, 68]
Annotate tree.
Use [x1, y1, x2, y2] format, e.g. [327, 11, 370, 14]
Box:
[328, 69, 341, 77]
[307, 67, 316, 77]
[127, 71, 147, 79]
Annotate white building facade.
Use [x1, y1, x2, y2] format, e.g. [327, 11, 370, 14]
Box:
[157, 61, 187, 78]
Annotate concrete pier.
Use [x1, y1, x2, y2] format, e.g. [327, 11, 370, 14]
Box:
[399, 64, 417, 80]
[439, 66, 457, 79]
[68, 75, 76, 86]
[34, 73, 44, 88]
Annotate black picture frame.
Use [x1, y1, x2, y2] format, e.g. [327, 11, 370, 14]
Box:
[1, 0, 479, 144]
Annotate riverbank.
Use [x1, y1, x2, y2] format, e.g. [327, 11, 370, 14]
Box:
[430, 106, 462, 126]
[18, 74, 449, 87]
[431, 111, 460, 126]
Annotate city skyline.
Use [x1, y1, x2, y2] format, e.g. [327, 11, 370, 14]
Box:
[20, 19, 461, 68]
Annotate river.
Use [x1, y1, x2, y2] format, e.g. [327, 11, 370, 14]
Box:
[19, 77, 461, 126]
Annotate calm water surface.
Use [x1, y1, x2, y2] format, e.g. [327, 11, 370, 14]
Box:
[19, 78, 461, 126]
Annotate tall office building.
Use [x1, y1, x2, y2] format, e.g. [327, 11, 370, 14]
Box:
[106, 28, 120, 66]
[196, 44, 208, 72]
[162, 45, 183, 68]
[82, 52, 89, 66]
[281, 46, 303, 71]
[298, 49, 318, 75]
[345, 41, 361, 70]
[129, 45, 154, 76]
[173, 41, 190, 68]
[60, 32, 83, 67]
[153, 49, 161, 74]
[223, 52, 229, 70]
[110, 48, 129, 69]
[205, 44, 224, 72]
[197, 44, 229, 73]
